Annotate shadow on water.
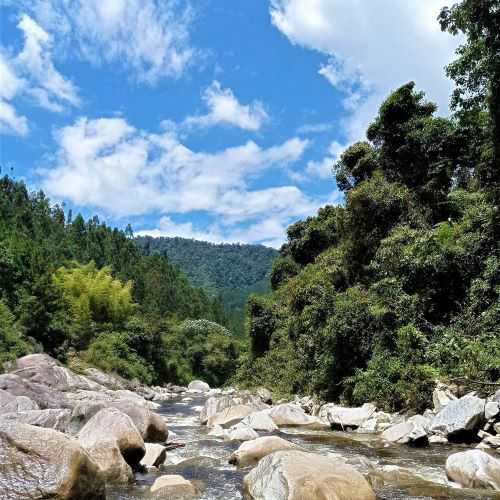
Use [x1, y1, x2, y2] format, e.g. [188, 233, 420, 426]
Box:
[106, 395, 500, 500]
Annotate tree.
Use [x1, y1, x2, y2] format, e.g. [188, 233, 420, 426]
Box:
[334, 141, 378, 192]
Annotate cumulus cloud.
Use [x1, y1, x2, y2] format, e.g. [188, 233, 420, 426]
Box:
[41, 116, 319, 246]
[296, 122, 333, 135]
[185, 81, 268, 131]
[0, 14, 79, 135]
[305, 140, 344, 179]
[270, 0, 460, 141]
[9, 0, 196, 83]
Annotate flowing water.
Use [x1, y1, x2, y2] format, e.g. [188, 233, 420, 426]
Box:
[107, 394, 500, 500]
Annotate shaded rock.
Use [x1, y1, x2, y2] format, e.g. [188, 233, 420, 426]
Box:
[243, 450, 376, 500]
[228, 427, 259, 441]
[485, 401, 500, 420]
[0, 389, 39, 414]
[445, 450, 500, 490]
[0, 408, 71, 432]
[187, 380, 210, 392]
[482, 436, 500, 449]
[0, 421, 105, 499]
[428, 395, 485, 439]
[267, 403, 317, 427]
[151, 475, 196, 498]
[229, 435, 304, 467]
[256, 387, 272, 404]
[207, 404, 252, 429]
[323, 403, 377, 429]
[140, 443, 167, 467]
[0, 373, 71, 409]
[381, 420, 428, 446]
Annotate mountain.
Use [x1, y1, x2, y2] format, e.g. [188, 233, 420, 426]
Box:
[135, 236, 278, 336]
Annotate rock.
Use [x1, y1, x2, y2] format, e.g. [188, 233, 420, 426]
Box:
[256, 387, 272, 404]
[432, 387, 454, 413]
[375, 411, 393, 423]
[199, 396, 240, 424]
[428, 395, 485, 439]
[429, 435, 448, 444]
[243, 450, 376, 500]
[0, 421, 105, 499]
[8, 354, 106, 392]
[187, 380, 210, 392]
[495, 422, 500, 434]
[229, 435, 304, 467]
[193, 405, 203, 412]
[237, 411, 279, 432]
[78, 407, 145, 482]
[207, 425, 228, 438]
[150, 475, 196, 498]
[140, 443, 167, 467]
[380, 420, 428, 446]
[267, 403, 317, 427]
[207, 404, 252, 429]
[423, 408, 435, 419]
[0, 373, 71, 409]
[0, 389, 39, 414]
[490, 390, 500, 405]
[485, 401, 500, 420]
[323, 403, 377, 429]
[445, 450, 500, 490]
[0, 408, 71, 432]
[228, 427, 259, 442]
[83, 368, 126, 390]
[482, 436, 500, 449]
[182, 397, 193, 402]
[356, 418, 378, 434]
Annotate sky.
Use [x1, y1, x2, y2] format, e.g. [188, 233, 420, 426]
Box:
[0, 0, 461, 248]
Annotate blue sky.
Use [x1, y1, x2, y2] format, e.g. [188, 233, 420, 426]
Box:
[0, 0, 460, 247]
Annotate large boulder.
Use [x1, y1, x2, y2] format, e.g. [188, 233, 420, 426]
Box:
[322, 403, 377, 429]
[83, 368, 126, 390]
[432, 387, 456, 413]
[229, 435, 304, 467]
[0, 421, 105, 499]
[380, 419, 428, 446]
[236, 411, 279, 432]
[0, 408, 71, 432]
[8, 354, 106, 392]
[0, 389, 39, 414]
[243, 450, 376, 500]
[228, 427, 259, 442]
[151, 475, 196, 498]
[207, 404, 253, 429]
[187, 380, 210, 392]
[428, 395, 485, 439]
[0, 373, 71, 409]
[445, 450, 500, 490]
[78, 407, 145, 483]
[267, 403, 317, 427]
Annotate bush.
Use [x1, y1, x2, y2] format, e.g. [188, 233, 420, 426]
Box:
[0, 301, 33, 369]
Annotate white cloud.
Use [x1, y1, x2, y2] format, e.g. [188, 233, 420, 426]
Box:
[270, 0, 460, 141]
[185, 81, 268, 131]
[0, 54, 28, 135]
[296, 122, 332, 135]
[305, 140, 344, 179]
[41, 116, 321, 246]
[10, 0, 196, 84]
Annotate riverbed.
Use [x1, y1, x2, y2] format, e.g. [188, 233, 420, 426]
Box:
[107, 394, 500, 500]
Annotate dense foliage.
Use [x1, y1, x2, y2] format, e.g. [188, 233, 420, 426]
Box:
[0, 178, 240, 385]
[136, 236, 277, 336]
[237, 1, 500, 411]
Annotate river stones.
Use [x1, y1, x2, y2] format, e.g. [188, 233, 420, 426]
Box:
[381, 418, 429, 446]
[0, 408, 71, 432]
[188, 380, 210, 392]
[207, 404, 253, 429]
[322, 403, 377, 429]
[229, 435, 304, 467]
[243, 450, 376, 500]
[485, 401, 500, 420]
[83, 368, 126, 390]
[266, 403, 317, 427]
[445, 450, 500, 490]
[0, 389, 39, 414]
[151, 475, 196, 498]
[140, 443, 167, 467]
[0, 373, 71, 409]
[228, 427, 259, 441]
[236, 410, 279, 432]
[78, 407, 145, 483]
[0, 421, 105, 499]
[428, 395, 485, 439]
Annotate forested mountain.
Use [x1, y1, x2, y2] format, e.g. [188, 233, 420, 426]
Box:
[0, 176, 242, 386]
[135, 236, 278, 336]
[236, 2, 500, 411]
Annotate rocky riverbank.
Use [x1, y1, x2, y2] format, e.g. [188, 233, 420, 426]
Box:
[1, 354, 499, 499]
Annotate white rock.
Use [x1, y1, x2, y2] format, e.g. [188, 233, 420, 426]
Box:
[237, 411, 278, 432]
[380, 420, 428, 446]
[187, 380, 210, 392]
[485, 401, 499, 420]
[206, 405, 252, 429]
[150, 474, 196, 497]
[140, 443, 166, 467]
[267, 403, 316, 427]
[323, 403, 377, 429]
[228, 427, 259, 442]
[445, 450, 500, 490]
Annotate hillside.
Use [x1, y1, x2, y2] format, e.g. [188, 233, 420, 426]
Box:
[135, 236, 278, 335]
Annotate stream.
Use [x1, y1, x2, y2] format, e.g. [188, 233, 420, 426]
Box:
[107, 394, 500, 500]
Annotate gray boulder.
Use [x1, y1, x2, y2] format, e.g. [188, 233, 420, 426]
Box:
[83, 368, 126, 390]
[445, 450, 500, 490]
[0, 389, 39, 414]
[0, 421, 105, 499]
[428, 395, 485, 438]
[323, 403, 377, 429]
[187, 380, 210, 392]
[140, 443, 167, 467]
[380, 419, 428, 446]
[485, 401, 499, 420]
[267, 403, 317, 427]
[0, 408, 71, 432]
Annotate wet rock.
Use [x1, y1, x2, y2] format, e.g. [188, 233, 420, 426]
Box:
[485, 401, 499, 420]
[207, 404, 252, 429]
[0, 373, 71, 409]
[0, 389, 39, 414]
[243, 450, 376, 500]
[229, 435, 304, 467]
[0, 421, 105, 499]
[428, 395, 485, 439]
[366, 464, 440, 492]
[187, 380, 210, 392]
[381, 420, 428, 446]
[257, 387, 272, 404]
[267, 403, 317, 427]
[445, 450, 500, 490]
[140, 443, 167, 467]
[323, 403, 377, 429]
[78, 407, 145, 482]
[236, 410, 279, 432]
[150, 475, 196, 498]
[0, 408, 71, 432]
[228, 427, 259, 442]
